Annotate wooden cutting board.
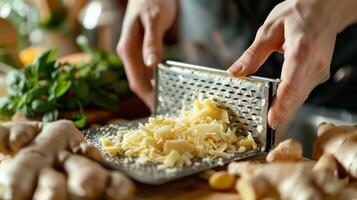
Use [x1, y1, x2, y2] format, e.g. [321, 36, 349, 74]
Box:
[135, 177, 239, 200]
[134, 154, 267, 200]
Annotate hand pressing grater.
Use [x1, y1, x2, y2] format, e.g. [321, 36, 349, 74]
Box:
[83, 60, 279, 185]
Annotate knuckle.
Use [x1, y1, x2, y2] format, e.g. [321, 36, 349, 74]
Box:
[279, 82, 304, 109]
[141, 3, 161, 29]
[289, 36, 314, 62]
[256, 24, 272, 42]
[116, 42, 129, 58]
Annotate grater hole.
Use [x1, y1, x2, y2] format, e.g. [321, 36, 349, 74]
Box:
[233, 86, 240, 89]
[233, 97, 239, 101]
[228, 91, 235, 94]
[220, 89, 226, 92]
[224, 84, 230, 87]
[189, 82, 195, 86]
[212, 87, 218, 90]
[204, 86, 210, 89]
[209, 92, 214, 95]
[200, 79, 206, 83]
[197, 84, 202, 87]
[216, 82, 222, 85]
[241, 88, 247, 91]
[241, 99, 248, 103]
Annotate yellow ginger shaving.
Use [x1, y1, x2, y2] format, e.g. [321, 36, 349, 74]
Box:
[102, 99, 257, 168]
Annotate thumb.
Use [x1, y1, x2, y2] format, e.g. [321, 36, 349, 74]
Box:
[141, 16, 164, 67]
[228, 24, 284, 76]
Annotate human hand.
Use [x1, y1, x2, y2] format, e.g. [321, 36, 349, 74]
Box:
[228, 0, 357, 136]
[117, 0, 177, 110]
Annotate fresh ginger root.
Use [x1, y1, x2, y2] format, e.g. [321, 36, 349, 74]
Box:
[0, 121, 42, 155]
[33, 168, 68, 200]
[266, 138, 302, 163]
[313, 122, 357, 179]
[209, 171, 235, 190]
[0, 120, 135, 200]
[231, 161, 343, 200]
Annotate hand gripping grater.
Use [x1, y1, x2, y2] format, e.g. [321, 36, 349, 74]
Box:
[83, 60, 280, 185]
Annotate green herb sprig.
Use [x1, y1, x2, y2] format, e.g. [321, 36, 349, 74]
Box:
[0, 38, 129, 128]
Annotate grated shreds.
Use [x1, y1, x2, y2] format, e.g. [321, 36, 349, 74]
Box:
[101, 99, 257, 168]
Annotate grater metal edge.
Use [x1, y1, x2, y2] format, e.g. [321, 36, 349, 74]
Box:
[83, 60, 279, 185]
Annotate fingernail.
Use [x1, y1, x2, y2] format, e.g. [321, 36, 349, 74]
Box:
[227, 64, 243, 75]
[146, 54, 156, 66]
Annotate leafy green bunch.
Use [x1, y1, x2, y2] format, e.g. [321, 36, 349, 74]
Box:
[0, 38, 129, 128]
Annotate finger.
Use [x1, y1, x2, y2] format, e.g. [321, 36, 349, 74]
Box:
[141, 10, 164, 67]
[228, 22, 284, 76]
[267, 51, 312, 133]
[117, 15, 154, 108]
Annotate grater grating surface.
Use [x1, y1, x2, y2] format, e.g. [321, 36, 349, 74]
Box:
[83, 61, 279, 185]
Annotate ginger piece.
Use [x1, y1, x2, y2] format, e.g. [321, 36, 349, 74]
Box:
[313, 123, 357, 178]
[236, 174, 277, 200]
[313, 153, 338, 177]
[266, 138, 302, 163]
[232, 161, 343, 200]
[227, 161, 258, 177]
[0, 125, 10, 154]
[72, 142, 104, 162]
[0, 120, 135, 200]
[60, 151, 135, 200]
[106, 172, 136, 200]
[0, 121, 42, 155]
[60, 151, 109, 199]
[209, 171, 235, 190]
[33, 168, 68, 200]
[0, 120, 81, 200]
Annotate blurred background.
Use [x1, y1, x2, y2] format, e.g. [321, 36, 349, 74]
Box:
[0, 0, 356, 157]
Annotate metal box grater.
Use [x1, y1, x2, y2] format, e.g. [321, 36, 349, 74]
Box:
[83, 60, 280, 185]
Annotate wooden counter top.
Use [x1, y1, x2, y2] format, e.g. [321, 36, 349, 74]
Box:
[134, 154, 267, 200]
